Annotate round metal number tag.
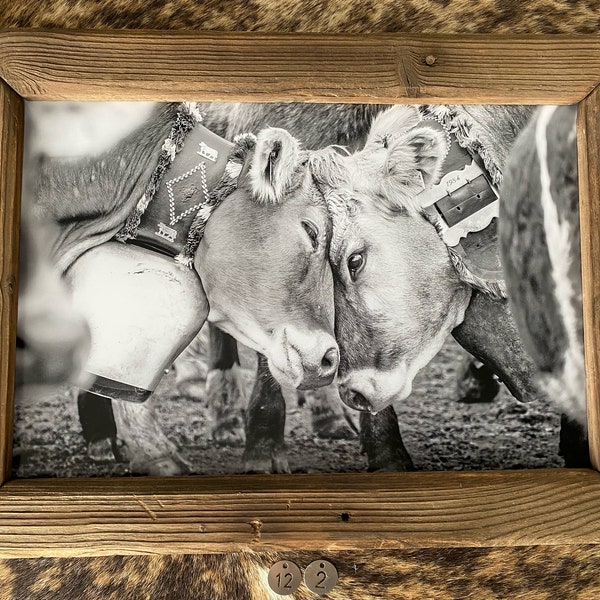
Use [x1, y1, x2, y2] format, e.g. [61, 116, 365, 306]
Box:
[267, 560, 302, 595]
[304, 559, 338, 595]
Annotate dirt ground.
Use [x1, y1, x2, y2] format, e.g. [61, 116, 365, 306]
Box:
[13, 335, 563, 479]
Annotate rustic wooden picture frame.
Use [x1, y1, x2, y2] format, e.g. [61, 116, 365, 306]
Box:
[0, 30, 600, 560]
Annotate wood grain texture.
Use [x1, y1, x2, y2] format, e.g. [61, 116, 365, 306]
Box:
[578, 86, 600, 470]
[1, 31, 600, 103]
[0, 80, 22, 486]
[0, 469, 599, 558]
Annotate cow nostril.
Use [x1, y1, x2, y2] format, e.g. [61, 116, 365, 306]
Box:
[321, 347, 338, 372]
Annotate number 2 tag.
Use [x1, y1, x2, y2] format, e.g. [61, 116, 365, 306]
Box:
[304, 560, 339, 595]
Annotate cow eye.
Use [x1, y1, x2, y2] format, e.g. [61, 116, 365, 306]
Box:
[348, 252, 365, 281]
[302, 220, 319, 250]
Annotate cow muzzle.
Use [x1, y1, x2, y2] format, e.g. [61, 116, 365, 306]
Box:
[269, 326, 339, 390]
[339, 387, 374, 412]
[337, 364, 412, 414]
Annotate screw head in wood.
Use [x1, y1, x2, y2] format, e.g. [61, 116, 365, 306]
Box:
[425, 54, 437, 66]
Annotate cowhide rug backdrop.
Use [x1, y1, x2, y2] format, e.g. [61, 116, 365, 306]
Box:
[2, 1, 600, 599]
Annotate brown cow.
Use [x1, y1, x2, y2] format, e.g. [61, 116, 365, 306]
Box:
[29, 103, 338, 474]
[200, 102, 502, 472]
[274, 104, 580, 465]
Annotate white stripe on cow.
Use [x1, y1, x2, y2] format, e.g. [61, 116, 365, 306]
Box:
[535, 105, 586, 427]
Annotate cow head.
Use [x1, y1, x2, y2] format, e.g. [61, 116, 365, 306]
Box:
[308, 105, 490, 413]
[196, 128, 338, 390]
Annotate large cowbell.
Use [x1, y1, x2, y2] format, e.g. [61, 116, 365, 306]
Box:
[66, 242, 208, 402]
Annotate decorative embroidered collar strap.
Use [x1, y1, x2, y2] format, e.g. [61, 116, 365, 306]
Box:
[117, 103, 234, 264]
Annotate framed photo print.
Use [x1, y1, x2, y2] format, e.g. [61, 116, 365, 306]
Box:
[0, 31, 599, 563]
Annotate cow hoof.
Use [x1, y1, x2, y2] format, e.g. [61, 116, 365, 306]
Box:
[130, 454, 191, 476]
[243, 457, 272, 474]
[559, 415, 591, 468]
[271, 453, 291, 474]
[212, 418, 246, 446]
[315, 419, 357, 440]
[243, 452, 291, 474]
[87, 438, 117, 463]
[363, 445, 415, 472]
[457, 361, 500, 404]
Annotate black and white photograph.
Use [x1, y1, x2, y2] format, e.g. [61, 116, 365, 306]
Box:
[13, 100, 587, 478]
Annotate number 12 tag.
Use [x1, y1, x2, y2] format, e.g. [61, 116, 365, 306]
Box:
[268, 560, 302, 595]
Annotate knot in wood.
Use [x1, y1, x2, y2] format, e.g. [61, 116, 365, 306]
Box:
[425, 54, 437, 66]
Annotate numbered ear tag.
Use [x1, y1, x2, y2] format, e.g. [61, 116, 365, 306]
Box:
[268, 560, 302, 595]
[304, 560, 338, 595]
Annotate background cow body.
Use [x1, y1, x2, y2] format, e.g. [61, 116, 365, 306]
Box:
[499, 105, 587, 465]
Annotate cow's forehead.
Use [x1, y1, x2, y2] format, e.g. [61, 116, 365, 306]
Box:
[325, 192, 356, 263]
[308, 148, 399, 264]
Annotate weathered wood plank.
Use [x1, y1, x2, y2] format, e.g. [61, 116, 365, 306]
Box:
[0, 31, 599, 103]
[578, 86, 600, 470]
[0, 470, 598, 558]
[0, 79, 22, 486]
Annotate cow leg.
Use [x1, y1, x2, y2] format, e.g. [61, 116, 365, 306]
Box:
[206, 325, 247, 446]
[174, 328, 208, 399]
[243, 354, 290, 474]
[77, 390, 124, 462]
[304, 383, 359, 439]
[112, 399, 190, 476]
[360, 406, 415, 472]
[455, 356, 500, 404]
[559, 414, 591, 468]
[77, 389, 185, 475]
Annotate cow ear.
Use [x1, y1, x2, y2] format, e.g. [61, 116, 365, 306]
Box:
[250, 127, 300, 204]
[379, 126, 448, 212]
[402, 126, 447, 189]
